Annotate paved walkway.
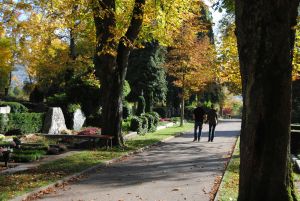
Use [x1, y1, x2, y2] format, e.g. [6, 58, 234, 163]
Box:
[40, 121, 241, 201]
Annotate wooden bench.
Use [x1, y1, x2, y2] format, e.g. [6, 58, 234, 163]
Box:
[43, 134, 114, 149]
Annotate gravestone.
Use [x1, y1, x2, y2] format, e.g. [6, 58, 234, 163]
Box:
[0, 106, 11, 114]
[72, 109, 86, 131]
[43, 107, 67, 134]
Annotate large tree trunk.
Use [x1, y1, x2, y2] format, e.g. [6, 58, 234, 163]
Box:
[235, 0, 299, 200]
[93, 0, 146, 146]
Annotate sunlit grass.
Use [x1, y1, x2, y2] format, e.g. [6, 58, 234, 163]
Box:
[218, 138, 239, 201]
[0, 123, 193, 201]
[217, 138, 300, 201]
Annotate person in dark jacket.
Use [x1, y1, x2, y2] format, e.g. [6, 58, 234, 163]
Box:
[193, 103, 206, 142]
[207, 105, 218, 142]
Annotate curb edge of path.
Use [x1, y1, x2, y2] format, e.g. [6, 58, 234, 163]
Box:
[10, 131, 190, 201]
[213, 136, 239, 201]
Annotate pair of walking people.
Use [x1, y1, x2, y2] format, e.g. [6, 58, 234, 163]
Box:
[193, 104, 218, 142]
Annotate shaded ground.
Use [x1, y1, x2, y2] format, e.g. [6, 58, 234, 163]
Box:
[40, 121, 241, 201]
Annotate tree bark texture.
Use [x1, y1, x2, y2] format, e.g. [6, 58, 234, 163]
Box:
[93, 0, 146, 146]
[235, 0, 299, 200]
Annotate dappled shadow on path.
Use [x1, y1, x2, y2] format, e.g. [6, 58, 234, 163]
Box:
[38, 122, 242, 201]
[180, 130, 240, 139]
[71, 129, 240, 190]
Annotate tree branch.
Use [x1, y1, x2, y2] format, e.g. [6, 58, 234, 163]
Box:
[124, 0, 146, 43]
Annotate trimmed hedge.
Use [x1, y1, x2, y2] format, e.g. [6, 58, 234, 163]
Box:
[149, 112, 160, 127]
[143, 113, 156, 132]
[0, 113, 45, 134]
[129, 113, 160, 134]
[130, 116, 143, 134]
[0, 101, 28, 113]
[122, 120, 131, 133]
[11, 150, 47, 162]
[139, 115, 148, 134]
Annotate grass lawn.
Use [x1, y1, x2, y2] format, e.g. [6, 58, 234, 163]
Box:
[0, 123, 193, 201]
[217, 138, 300, 200]
[217, 138, 240, 201]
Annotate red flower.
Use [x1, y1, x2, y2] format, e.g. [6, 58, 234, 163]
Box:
[78, 127, 101, 136]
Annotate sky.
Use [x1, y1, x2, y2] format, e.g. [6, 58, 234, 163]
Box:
[203, 0, 225, 41]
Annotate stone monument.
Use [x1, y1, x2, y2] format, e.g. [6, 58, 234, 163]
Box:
[72, 109, 86, 131]
[43, 107, 67, 134]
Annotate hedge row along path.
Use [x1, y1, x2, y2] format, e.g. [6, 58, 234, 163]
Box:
[36, 120, 241, 201]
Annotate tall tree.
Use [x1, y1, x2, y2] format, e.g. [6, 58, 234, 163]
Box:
[92, 0, 194, 145]
[166, 14, 215, 126]
[217, 23, 242, 94]
[126, 41, 167, 112]
[92, 0, 146, 145]
[235, 0, 299, 200]
[0, 26, 13, 95]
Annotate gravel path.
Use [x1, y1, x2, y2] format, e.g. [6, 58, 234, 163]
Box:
[40, 120, 241, 201]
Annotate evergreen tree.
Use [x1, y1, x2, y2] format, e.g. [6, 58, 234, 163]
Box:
[126, 42, 167, 112]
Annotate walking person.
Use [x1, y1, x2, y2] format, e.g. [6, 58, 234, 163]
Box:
[207, 105, 218, 142]
[193, 103, 206, 142]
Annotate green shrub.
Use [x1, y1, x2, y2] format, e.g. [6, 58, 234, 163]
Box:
[0, 101, 28, 113]
[139, 115, 148, 134]
[11, 150, 47, 162]
[123, 80, 131, 98]
[21, 144, 49, 151]
[0, 113, 45, 134]
[65, 72, 101, 116]
[67, 103, 81, 113]
[0, 114, 9, 133]
[149, 112, 160, 127]
[122, 120, 131, 133]
[0, 141, 11, 147]
[143, 113, 156, 132]
[47, 93, 67, 107]
[137, 96, 145, 116]
[130, 116, 145, 134]
[123, 102, 132, 119]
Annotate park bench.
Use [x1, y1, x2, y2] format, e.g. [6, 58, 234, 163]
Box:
[43, 134, 114, 149]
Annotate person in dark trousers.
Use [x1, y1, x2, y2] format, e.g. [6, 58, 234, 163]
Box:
[193, 103, 206, 142]
[207, 105, 218, 142]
